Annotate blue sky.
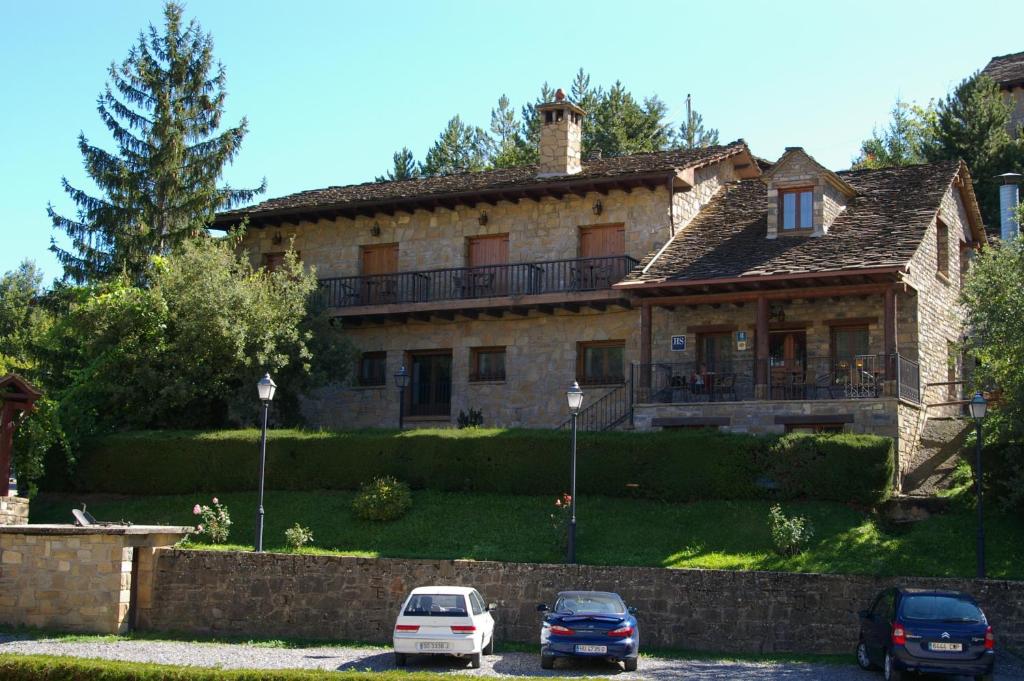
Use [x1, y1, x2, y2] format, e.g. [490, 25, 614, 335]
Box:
[1, 0, 1020, 284]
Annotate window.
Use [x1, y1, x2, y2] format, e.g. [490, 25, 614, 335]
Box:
[470, 347, 506, 381]
[403, 593, 468, 617]
[936, 219, 949, 277]
[357, 352, 386, 386]
[831, 326, 870, 363]
[577, 340, 625, 385]
[696, 333, 734, 372]
[779, 188, 814, 230]
[469, 591, 486, 616]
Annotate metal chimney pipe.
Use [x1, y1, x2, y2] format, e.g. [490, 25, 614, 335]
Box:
[997, 172, 1022, 241]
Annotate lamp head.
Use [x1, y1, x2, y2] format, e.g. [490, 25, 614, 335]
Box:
[394, 365, 409, 389]
[969, 391, 988, 421]
[257, 373, 277, 402]
[566, 380, 584, 414]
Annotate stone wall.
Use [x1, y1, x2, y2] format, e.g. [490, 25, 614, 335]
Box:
[0, 496, 28, 525]
[146, 551, 1024, 655]
[0, 526, 189, 634]
[303, 308, 636, 429]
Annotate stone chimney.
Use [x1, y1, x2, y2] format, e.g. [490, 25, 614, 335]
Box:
[997, 172, 1022, 241]
[536, 89, 585, 177]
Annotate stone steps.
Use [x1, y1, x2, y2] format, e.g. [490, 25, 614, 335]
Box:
[902, 417, 972, 496]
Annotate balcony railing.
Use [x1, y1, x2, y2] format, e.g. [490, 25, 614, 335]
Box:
[633, 354, 921, 405]
[318, 255, 638, 308]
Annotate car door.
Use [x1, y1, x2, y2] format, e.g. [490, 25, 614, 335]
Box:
[864, 590, 893, 663]
[471, 590, 494, 644]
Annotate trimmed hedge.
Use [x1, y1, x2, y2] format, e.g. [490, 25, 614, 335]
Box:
[52, 428, 894, 505]
[0, 654, 526, 680]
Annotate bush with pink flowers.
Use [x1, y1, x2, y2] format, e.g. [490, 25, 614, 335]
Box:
[191, 497, 232, 543]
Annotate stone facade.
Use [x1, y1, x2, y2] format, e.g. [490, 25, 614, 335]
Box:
[146, 550, 1024, 655]
[1002, 85, 1024, 138]
[0, 525, 190, 634]
[537, 101, 583, 176]
[764, 149, 850, 238]
[0, 496, 28, 526]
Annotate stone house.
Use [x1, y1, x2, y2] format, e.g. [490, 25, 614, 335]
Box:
[982, 50, 1024, 138]
[214, 93, 987, 491]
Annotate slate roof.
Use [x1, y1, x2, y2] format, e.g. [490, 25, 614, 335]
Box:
[622, 161, 967, 284]
[982, 51, 1024, 88]
[217, 141, 750, 221]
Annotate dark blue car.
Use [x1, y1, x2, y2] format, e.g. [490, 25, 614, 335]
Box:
[857, 588, 995, 681]
[537, 591, 639, 671]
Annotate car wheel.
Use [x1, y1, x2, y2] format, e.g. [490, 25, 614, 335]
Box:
[469, 652, 482, 669]
[883, 651, 902, 681]
[540, 654, 555, 669]
[482, 632, 494, 655]
[394, 652, 407, 667]
[623, 657, 638, 672]
[856, 639, 875, 670]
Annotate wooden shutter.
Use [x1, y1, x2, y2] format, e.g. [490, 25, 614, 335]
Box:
[361, 244, 399, 275]
[580, 224, 625, 258]
[468, 234, 509, 267]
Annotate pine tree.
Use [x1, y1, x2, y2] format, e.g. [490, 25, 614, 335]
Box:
[677, 94, 720, 150]
[490, 95, 532, 169]
[590, 81, 672, 158]
[852, 99, 930, 169]
[48, 2, 263, 283]
[420, 116, 493, 176]
[375, 147, 420, 182]
[921, 73, 1024, 226]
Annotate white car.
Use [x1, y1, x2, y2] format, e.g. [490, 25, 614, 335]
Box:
[393, 585, 496, 668]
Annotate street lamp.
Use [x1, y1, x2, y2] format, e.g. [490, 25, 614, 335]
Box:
[254, 372, 276, 552]
[394, 365, 409, 431]
[566, 381, 584, 564]
[969, 391, 988, 578]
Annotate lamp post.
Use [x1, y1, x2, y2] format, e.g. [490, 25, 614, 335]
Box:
[566, 381, 584, 564]
[968, 391, 988, 578]
[394, 365, 409, 430]
[254, 373, 277, 552]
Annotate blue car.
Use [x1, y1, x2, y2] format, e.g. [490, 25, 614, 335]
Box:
[857, 588, 995, 681]
[538, 591, 640, 671]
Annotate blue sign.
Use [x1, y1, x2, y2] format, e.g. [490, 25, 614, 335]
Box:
[671, 335, 686, 352]
[736, 331, 748, 342]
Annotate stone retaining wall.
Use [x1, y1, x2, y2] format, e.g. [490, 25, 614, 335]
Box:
[0, 496, 28, 525]
[146, 551, 1024, 655]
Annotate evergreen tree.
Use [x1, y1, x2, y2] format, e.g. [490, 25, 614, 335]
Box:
[48, 2, 263, 284]
[677, 94, 720, 150]
[920, 73, 1024, 225]
[490, 95, 532, 169]
[590, 82, 672, 158]
[420, 116, 493, 176]
[852, 99, 930, 169]
[375, 147, 420, 182]
[519, 82, 555, 164]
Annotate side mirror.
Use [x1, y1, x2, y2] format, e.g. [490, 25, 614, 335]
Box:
[488, 603, 498, 611]
[537, 603, 549, 612]
[627, 606, 638, 615]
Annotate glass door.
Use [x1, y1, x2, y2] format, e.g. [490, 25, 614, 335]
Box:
[408, 351, 452, 417]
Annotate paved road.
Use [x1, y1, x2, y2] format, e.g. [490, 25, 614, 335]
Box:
[1, 634, 1022, 679]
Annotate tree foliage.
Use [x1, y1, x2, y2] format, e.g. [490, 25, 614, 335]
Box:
[420, 115, 493, 176]
[48, 1, 263, 284]
[677, 94, 720, 150]
[853, 99, 932, 170]
[375, 147, 420, 182]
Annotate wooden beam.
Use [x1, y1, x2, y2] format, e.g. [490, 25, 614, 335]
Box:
[506, 308, 529, 317]
[642, 283, 891, 307]
[640, 303, 652, 375]
[883, 286, 897, 355]
[590, 302, 607, 312]
[459, 310, 480, 320]
[756, 296, 769, 388]
[563, 303, 580, 313]
[436, 311, 455, 321]
[536, 305, 555, 315]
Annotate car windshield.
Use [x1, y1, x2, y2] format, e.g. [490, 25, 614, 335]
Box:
[554, 593, 625, 614]
[902, 595, 983, 623]
[403, 594, 468, 617]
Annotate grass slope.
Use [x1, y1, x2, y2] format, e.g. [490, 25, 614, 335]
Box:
[30, 490, 1024, 578]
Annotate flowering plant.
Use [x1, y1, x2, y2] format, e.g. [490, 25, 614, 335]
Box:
[549, 492, 572, 549]
[191, 497, 232, 544]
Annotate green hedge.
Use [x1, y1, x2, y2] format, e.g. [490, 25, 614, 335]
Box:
[0, 654, 522, 680]
[52, 428, 894, 505]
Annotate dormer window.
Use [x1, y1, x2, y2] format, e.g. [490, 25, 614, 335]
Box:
[780, 188, 813, 230]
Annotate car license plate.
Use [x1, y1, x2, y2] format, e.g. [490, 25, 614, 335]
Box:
[929, 642, 962, 652]
[575, 644, 607, 654]
[417, 642, 450, 651]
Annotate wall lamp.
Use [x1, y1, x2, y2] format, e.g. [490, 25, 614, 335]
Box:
[478, 211, 488, 226]
[592, 200, 603, 216]
[370, 221, 381, 236]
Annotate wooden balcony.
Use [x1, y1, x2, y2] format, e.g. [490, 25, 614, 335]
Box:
[319, 255, 638, 321]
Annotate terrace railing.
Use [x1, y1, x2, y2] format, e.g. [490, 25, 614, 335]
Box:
[318, 255, 638, 308]
[633, 354, 921, 405]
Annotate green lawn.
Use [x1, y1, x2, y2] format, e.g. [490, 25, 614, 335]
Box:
[29, 489, 1024, 579]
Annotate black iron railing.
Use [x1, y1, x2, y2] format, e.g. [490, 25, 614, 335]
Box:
[633, 354, 921, 405]
[560, 380, 634, 432]
[319, 255, 638, 308]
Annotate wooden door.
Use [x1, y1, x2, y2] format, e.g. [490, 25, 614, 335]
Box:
[361, 244, 399, 304]
[579, 224, 625, 288]
[769, 331, 807, 398]
[409, 351, 452, 417]
[467, 234, 509, 296]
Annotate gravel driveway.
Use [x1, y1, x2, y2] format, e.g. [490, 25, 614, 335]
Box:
[1, 634, 1022, 680]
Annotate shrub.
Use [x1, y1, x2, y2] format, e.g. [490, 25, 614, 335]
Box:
[352, 476, 412, 521]
[549, 492, 572, 550]
[284, 523, 314, 550]
[53, 428, 895, 506]
[457, 408, 483, 428]
[192, 497, 232, 544]
[768, 504, 815, 556]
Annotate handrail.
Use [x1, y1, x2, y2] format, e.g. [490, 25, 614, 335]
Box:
[319, 255, 639, 308]
[559, 380, 633, 432]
